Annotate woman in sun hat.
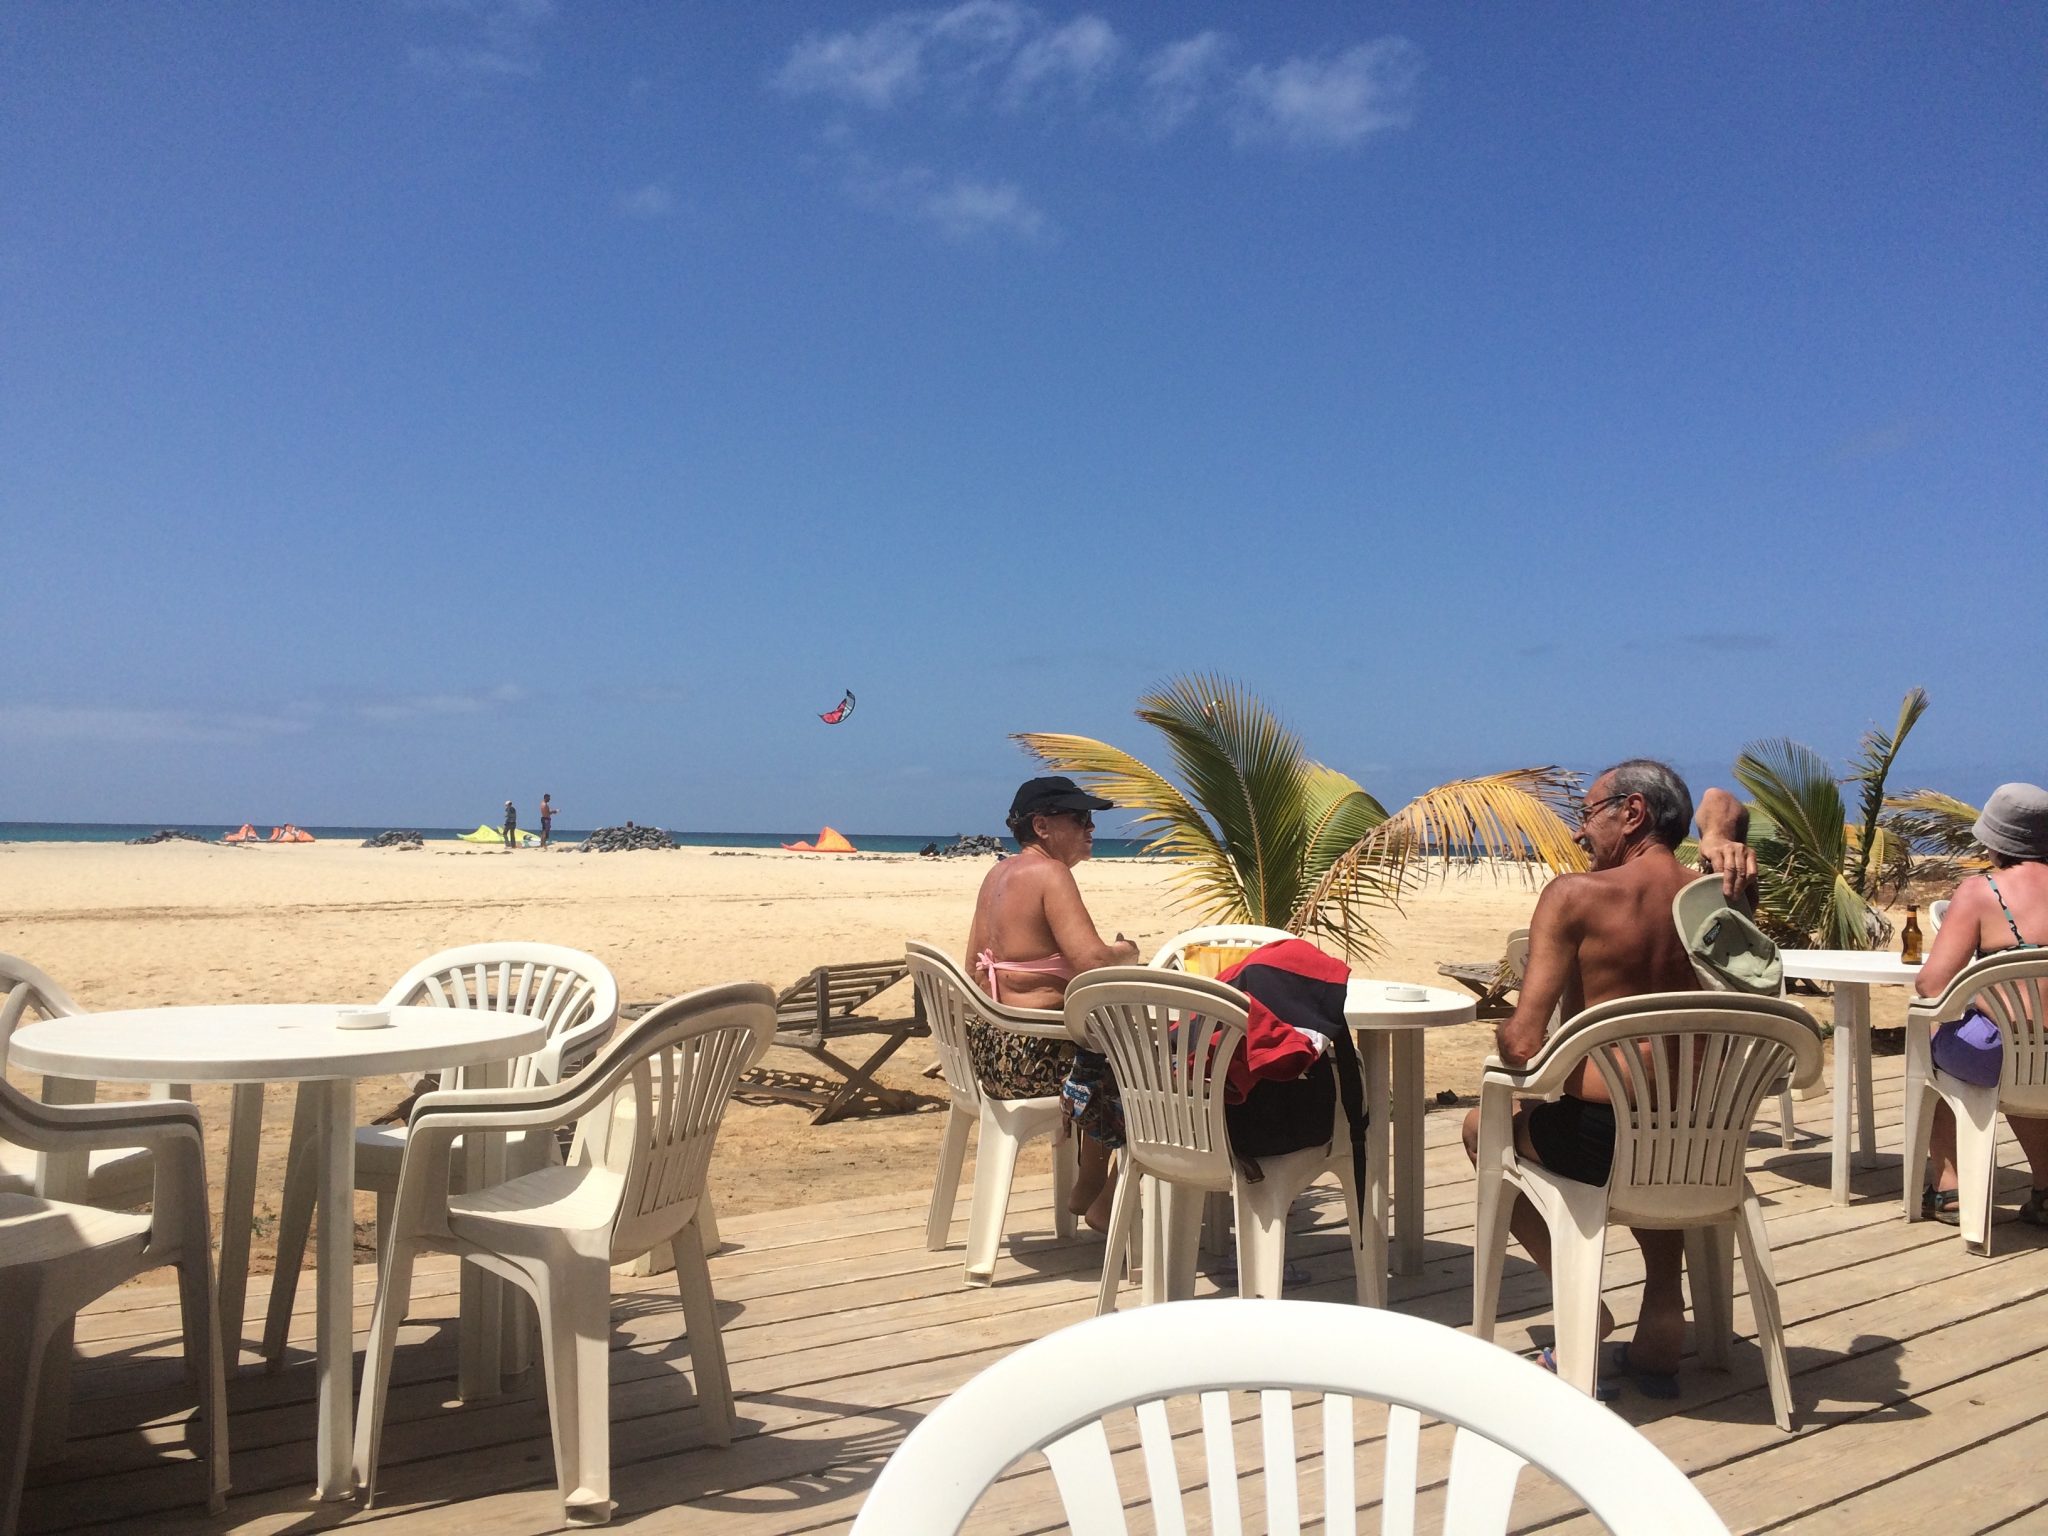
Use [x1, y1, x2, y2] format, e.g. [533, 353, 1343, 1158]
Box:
[1915, 783, 2048, 1223]
[965, 775, 1141, 1230]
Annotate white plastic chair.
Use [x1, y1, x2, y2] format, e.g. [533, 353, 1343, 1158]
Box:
[1148, 923, 1297, 972]
[848, 1298, 1729, 1535]
[1901, 950, 2048, 1253]
[263, 942, 620, 1366]
[0, 1079, 228, 1536]
[1472, 992, 1823, 1426]
[1067, 967, 1382, 1313]
[352, 981, 774, 1526]
[1928, 898, 1949, 935]
[0, 954, 184, 1208]
[905, 943, 1080, 1284]
[1672, 876, 1798, 1148]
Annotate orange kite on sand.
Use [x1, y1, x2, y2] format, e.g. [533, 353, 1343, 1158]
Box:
[781, 826, 856, 853]
[223, 823, 258, 843]
[266, 825, 317, 843]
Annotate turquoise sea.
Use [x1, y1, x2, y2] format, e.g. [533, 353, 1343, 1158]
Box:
[0, 822, 1156, 857]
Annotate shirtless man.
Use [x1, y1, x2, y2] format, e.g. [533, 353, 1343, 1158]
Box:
[1461, 761, 1753, 1385]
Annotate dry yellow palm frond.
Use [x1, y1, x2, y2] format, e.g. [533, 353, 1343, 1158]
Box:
[1296, 768, 1586, 955]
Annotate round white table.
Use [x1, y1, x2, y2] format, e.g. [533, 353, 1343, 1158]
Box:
[11, 1003, 547, 1501]
[1779, 950, 1922, 1204]
[1344, 980, 1479, 1277]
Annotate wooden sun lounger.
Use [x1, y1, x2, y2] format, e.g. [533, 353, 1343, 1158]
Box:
[761, 957, 925, 1123]
[1437, 958, 1519, 1017]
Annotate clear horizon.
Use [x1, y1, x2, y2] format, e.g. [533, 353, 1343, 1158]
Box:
[5, 5, 2042, 834]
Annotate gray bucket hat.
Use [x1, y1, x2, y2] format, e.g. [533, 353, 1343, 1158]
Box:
[1975, 783, 2048, 862]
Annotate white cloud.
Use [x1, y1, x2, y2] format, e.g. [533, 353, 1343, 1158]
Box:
[776, 1, 1090, 110]
[406, 0, 555, 81]
[841, 153, 1050, 241]
[1003, 15, 1121, 107]
[0, 704, 318, 746]
[1233, 39, 1423, 148]
[923, 176, 1049, 240]
[1140, 31, 1231, 135]
[354, 684, 525, 725]
[620, 183, 674, 219]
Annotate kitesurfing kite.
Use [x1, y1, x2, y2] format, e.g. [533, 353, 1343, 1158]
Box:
[818, 689, 856, 725]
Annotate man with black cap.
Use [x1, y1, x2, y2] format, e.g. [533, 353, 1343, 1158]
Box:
[965, 775, 1141, 1230]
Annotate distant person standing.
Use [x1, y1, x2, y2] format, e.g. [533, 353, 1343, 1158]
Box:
[539, 793, 556, 848]
[502, 799, 518, 849]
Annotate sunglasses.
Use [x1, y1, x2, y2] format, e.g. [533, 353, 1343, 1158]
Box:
[1572, 794, 1631, 829]
[1040, 809, 1095, 829]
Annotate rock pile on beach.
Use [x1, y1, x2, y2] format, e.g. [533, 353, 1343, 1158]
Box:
[127, 828, 209, 846]
[361, 830, 424, 849]
[580, 824, 677, 852]
[919, 834, 1009, 859]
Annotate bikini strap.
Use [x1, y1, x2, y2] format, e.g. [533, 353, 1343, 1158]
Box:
[1983, 872, 2028, 946]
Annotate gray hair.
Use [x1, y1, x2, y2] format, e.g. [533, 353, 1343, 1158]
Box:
[1595, 759, 1693, 848]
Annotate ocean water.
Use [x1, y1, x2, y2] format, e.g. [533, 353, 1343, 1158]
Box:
[0, 822, 1156, 858]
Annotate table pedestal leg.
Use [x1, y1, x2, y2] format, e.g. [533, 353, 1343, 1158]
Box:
[314, 1078, 356, 1500]
[214, 1083, 265, 1366]
[1392, 1032, 1426, 1275]
[1828, 983, 1878, 1204]
[31, 1076, 96, 1466]
[1358, 1033, 1393, 1293]
[457, 1063, 510, 1402]
[1849, 984, 1878, 1169]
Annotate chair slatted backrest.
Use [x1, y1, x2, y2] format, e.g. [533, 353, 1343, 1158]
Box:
[1930, 951, 2048, 1094]
[604, 985, 775, 1260]
[0, 955, 82, 1061]
[1148, 924, 1297, 971]
[904, 944, 983, 1112]
[849, 1299, 1730, 1536]
[1066, 968, 1249, 1186]
[385, 943, 619, 1089]
[1545, 994, 1821, 1221]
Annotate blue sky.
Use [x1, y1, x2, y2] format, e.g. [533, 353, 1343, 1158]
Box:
[3, 3, 2042, 834]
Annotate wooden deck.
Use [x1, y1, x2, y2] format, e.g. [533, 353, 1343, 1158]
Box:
[28, 1050, 2048, 1535]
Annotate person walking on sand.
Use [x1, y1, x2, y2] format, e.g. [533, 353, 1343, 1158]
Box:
[539, 794, 556, 848]
[502, 799, 518, 849]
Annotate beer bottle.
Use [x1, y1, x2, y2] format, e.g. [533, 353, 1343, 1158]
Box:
[1901, 904, 1924, 965]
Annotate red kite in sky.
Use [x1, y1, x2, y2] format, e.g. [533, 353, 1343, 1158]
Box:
[818, 689, 855, 725]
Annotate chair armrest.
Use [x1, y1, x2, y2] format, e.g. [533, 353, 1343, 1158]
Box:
[406, 1077, 595, 1142]
[530, 1006, 618, 1085]
[0, 1093, 203, 1156]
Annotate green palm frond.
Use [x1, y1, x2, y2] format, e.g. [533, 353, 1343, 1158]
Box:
[1736, 737, 1876, 948]
[1883, 788, 1982, 858]
[1847, 688, 1928, 889]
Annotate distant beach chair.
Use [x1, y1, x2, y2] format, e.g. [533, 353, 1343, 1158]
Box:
[1437, 927, 1529, 1018]
[746, 958, 926, 1123]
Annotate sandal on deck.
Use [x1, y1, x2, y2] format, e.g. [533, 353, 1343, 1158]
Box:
[2021, 1189, 2048, 1228]
[1606, 1342, 1680, 1400]
[1534, 1346, 1621, 1402]
[1923, 1186, 1960, 1225]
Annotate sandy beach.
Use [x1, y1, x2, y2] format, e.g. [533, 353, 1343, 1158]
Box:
[0, 837, 1890, 1275]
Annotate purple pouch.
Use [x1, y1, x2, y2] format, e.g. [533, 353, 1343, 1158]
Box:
[1932, 1007, 2004, 1087]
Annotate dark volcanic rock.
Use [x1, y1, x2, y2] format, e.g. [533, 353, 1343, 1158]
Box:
[361, 830, 424, 849]
[128, 828, 210, 846]
[919, 834, 1009, 860]
[580, 824, 677, 852]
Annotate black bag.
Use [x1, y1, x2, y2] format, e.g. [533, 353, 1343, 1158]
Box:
[1223, 960, 1368, 1212]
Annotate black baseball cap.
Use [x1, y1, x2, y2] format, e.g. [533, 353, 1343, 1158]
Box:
[1009, 775, 1114, 820]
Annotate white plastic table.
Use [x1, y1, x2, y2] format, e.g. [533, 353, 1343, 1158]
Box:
[11, 1003, 547, 1500]
[1779, 950, 1921, 1203]
[1345, 979, 1479, 1277]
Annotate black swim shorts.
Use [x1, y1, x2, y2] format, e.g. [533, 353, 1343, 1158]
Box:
[1524, 1096, 1616, 1186]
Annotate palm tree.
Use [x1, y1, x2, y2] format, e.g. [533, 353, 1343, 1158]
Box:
[1734, 688, 1928, 949]
[1015, 675, 1586, 959]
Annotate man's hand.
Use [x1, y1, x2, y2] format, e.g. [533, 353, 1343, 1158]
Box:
[1696, 786, 1758, 901]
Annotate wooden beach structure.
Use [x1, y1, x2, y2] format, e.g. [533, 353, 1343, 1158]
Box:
[25, 1051, 2048, 1534]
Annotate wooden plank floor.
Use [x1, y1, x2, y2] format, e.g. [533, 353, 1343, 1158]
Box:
[26, 1051, 2048, 1535]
